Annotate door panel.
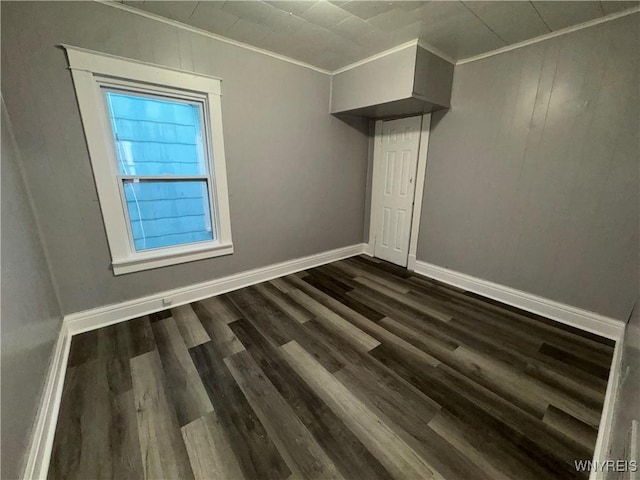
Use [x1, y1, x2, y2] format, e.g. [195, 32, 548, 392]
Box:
[384, 152, 395, 195]
[382, 208, 391, 247]
[372, 116, 422, 267]
[399, 150, 411, 196]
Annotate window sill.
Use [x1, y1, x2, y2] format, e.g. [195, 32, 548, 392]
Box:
[112, 242, 233, 275]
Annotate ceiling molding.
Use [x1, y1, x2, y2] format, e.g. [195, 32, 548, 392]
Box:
[416, 40, 457, 66]
[100, 0, 455, 77]
[456, 5, 640, 65]
[98, 1, 639, 75]
[331, 39, 418, 75]
[331, 38, 457, 76]
[97, 0, 333, 75]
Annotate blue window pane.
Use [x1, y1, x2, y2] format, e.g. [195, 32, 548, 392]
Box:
[124, 181, 214, 251]
[104, 91, 206, 176]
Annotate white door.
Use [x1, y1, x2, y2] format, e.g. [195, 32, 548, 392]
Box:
[371, 116, 422, 267]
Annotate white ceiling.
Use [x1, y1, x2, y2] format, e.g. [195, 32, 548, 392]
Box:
[119, 1, 640, 70]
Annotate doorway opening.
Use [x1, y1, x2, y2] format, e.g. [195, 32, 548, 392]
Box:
[368, 114, 431, 269]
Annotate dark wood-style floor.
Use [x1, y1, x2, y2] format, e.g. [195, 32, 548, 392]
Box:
[49, 255, 614, 480]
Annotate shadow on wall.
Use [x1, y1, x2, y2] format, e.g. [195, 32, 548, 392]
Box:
[429, 109, 448, 131]
[332, 109, 453, 136]
[332, 114, 374, 136]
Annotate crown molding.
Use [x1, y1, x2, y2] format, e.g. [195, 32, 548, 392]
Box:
[332, 39, 418, 75]
[416, 39, 457, 66]
[332, 38, 456, 75]
[97, 1, 456, 76]
[457, 6, 640, 65]
[97, 1, 332, 75]
[98, 1, 639, 74]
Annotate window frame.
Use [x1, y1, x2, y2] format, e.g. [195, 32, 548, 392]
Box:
[64, 45, 233, 275]
[102, 85, 217, 254]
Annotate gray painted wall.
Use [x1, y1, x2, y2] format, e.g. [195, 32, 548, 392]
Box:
[418, 14, 639, 320]
[607, 300, 640, 474]
[1, 1, 369, 314]
[413, 46, 454, 107]
[331, 45, 417, 114]
[1, 100, 63, 479]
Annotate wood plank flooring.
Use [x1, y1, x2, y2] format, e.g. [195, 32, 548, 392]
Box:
[48, 255, 615, 480]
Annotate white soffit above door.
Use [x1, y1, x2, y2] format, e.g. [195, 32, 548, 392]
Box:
[113, 1, 640, 71]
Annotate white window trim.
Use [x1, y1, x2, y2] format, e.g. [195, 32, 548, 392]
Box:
[63, 45, 233, 275]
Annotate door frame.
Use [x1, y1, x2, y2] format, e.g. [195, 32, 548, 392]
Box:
[367, 113, 431, 271]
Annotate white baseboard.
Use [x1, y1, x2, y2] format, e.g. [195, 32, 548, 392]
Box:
[26, 242, 367, 479]
[414, 260, 627, 478]
[65, 242, 367, 335]
[26, 246, 625, 480]
[22, 322, 72, 480]
[590, 329, 625, 480]
[413, 261, 625, 340]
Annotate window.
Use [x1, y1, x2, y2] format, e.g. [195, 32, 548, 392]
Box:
[105, 91, 215, 251]
[65, 45, 232, 274]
